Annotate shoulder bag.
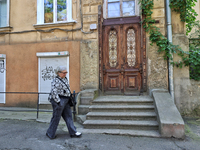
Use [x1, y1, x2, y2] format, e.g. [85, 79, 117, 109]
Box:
[56, 77, 76, 107]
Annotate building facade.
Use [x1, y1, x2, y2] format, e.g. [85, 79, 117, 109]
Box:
[0, 0, 200, 115]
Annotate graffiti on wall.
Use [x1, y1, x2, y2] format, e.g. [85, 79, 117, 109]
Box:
[0, 60, 5, 73]
[41, 66, 56, 81]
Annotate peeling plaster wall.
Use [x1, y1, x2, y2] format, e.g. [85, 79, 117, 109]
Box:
[80, 41, 99, 90]
[172, 7, 200, 115]
[0, 0, 100, 107]
[146, 0, 168, 93]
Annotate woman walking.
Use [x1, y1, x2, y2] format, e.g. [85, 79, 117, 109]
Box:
[46, 66, 82, 139]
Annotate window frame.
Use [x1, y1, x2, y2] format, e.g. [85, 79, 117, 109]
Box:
[0, 0, 10, 28]
[104, 0, 140, 19]
[37, 0, 74, 25]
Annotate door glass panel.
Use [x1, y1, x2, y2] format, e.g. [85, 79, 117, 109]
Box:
[123, 0, 135, 16]
[57, 0, 67, 22]
[44, 0, 53, 23]
[109, 30, 117, 67]
[108, 2, 120, 17]
[127, 29, 136, 67]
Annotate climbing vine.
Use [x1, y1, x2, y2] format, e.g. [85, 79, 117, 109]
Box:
[139, 0, 200, 80]
[169, 0, 198, 35]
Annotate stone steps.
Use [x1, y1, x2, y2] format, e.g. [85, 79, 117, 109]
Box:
[92, 97, 154, 105]
[78, 128, 161, 138]
[83, 120, 159, 130]
[89, 105, 155, 112]
[82, 95, 160, 137]
[86, 112, 157, 120]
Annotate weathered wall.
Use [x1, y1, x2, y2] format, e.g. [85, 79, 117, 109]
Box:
[80, 0, 101, 90]
[172, 4, 200, 115]
[0, 41, 80, 107]
[146, 0, 168, 94]
[0, 0, 100, 106]
[80, 40, 99, 90]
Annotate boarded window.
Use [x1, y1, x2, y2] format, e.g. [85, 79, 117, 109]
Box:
[36, 51, 69, 104]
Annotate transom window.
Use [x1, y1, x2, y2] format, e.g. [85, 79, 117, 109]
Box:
[104, 0, 140, 19]
[37, 0, 73, 24]
[108, 0, 136, 18]
[0, 0, 9, 27]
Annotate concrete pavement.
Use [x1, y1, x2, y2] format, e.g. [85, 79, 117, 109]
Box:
[0, 107, 200, 150]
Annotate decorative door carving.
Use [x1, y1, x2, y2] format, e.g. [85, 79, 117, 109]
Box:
[102, 17, 144, 95]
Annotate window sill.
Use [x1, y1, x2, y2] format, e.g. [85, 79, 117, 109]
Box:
[33, 21, 76, 29]
[0, 26, 13, 32]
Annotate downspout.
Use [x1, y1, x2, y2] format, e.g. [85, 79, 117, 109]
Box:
[166, 0, 175, 102]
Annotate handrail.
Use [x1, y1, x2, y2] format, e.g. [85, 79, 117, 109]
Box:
[0, 91, 78, 120]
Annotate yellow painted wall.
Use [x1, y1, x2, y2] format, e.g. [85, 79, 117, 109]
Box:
[0, 41, 80, 107]
[0, 0, 100, 106]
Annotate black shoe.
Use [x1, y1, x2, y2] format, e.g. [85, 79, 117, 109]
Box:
[46, 133, 56, 139]
[70, 132, 82, 138]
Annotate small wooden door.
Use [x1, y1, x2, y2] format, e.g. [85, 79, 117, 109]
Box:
[102, 20, 142, 95]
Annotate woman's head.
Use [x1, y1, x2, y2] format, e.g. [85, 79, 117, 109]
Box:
[55, 66, 68, 78]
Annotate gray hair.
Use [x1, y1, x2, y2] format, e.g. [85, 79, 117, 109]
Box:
[55, 66, 67, 75]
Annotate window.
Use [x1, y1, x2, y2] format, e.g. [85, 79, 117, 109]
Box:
[0, 0, 9, 27]
[0, 54, 6, 104]
[37, 0, 73, 25]
[105, 0, 140, 18]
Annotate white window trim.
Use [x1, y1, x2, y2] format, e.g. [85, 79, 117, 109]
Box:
[0, 54, 6, 104]
[6, 0, 10, 26]
[36, 0, 74, 25]
[103, 0, 140, 19]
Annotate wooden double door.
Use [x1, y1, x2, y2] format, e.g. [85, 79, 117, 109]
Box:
[102, 20, 143, 95]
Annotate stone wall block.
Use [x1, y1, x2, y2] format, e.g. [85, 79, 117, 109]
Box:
[83, 32, 97, 40]
[154, 18, 165, 28]
[147, 38, 168, 91]
[153, 0, 164, 8]
[82, 0, 102, 5]
[72, 30, 82, 40]
[83, 15, 98, 23]
[171, 12, 185, 34]
[10, 33, 37, 43]
[152, 8, 165, 18]
[82, 5, 98, 14]
[0, 35, 5, 44]
[80, 40, 99, 90]
[40, 31, 72, 41]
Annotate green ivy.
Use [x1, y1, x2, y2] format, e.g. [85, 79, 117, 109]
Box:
[170, 0, 198, 35]
[139, 0, 200, 80]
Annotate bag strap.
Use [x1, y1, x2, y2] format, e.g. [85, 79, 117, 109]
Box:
[56, 76, 71, 94]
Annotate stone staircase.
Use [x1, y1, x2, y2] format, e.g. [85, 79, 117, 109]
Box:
[82, 95, 161, 137]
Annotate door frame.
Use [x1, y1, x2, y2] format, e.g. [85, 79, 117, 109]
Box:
[98, 14, 147, 95]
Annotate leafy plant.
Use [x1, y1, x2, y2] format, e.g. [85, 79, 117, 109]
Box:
[139, 0, 200, 80]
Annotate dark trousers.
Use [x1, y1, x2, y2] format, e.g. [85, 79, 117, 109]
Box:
[46, 97, 76, 138]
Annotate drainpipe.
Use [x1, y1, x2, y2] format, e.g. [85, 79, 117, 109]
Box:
[166, 0, 175, 102]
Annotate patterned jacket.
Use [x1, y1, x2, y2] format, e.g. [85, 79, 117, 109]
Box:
[48, 76, 71, 103]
